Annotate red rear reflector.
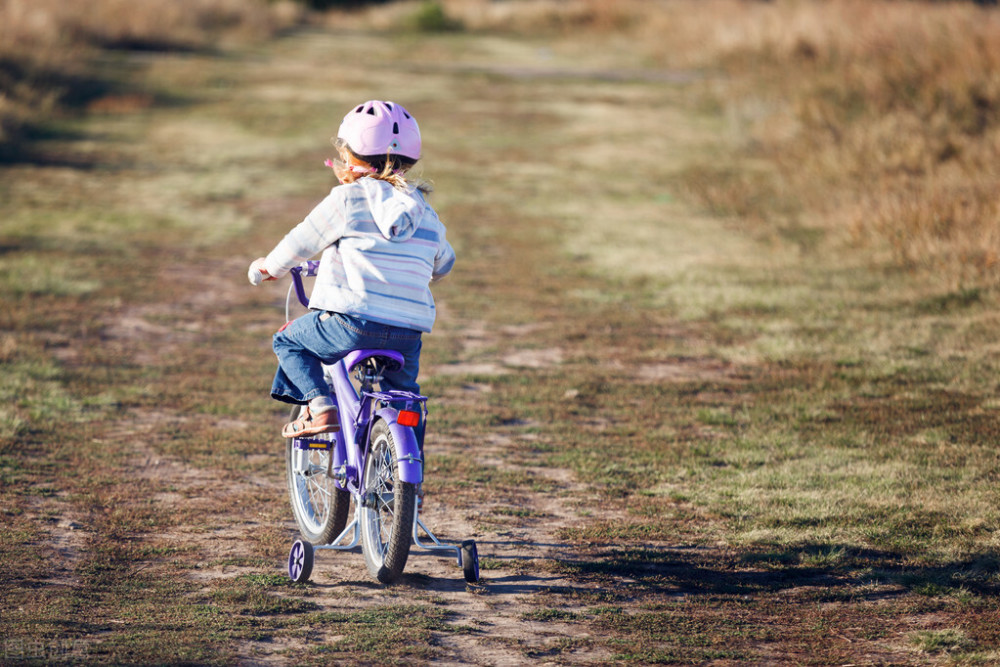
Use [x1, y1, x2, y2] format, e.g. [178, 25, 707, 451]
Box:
[397, 410, 420, 427]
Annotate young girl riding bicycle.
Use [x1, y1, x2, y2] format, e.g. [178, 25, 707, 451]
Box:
[248, 100, 455, 440]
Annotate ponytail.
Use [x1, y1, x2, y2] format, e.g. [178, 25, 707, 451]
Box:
[370, 160, 432, 194]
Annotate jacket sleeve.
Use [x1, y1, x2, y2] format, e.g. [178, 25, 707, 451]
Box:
[432, 227, 456, 282]
[263, 189, 348, 278]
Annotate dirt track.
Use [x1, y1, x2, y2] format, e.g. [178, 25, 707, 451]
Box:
[9, 13, 998, 665]
[65, 28, 678, 664]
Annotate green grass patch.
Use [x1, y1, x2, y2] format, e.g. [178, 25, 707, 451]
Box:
[910, 628, 973, 654]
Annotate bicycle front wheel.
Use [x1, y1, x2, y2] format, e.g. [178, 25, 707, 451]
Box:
[360, 419, 415, 583]
[285, 405, 350, 545]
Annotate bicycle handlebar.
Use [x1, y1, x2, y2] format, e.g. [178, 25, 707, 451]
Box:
[288, 260, 320, 308]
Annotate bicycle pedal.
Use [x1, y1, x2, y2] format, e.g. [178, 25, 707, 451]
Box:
[293, 437, 333, 451]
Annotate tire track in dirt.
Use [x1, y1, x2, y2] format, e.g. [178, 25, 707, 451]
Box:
[97, 260, 296, 588]
[95, 258, 625, 664]
[5, 18, 720, 665]
[268, 436, 620, 667]
[75, 26, 694, 662]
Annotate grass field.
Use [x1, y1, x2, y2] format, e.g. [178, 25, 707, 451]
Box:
[2, 1, 1000, 664]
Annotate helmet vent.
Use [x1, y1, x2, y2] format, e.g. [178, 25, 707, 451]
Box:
[340, 100, 419, 161]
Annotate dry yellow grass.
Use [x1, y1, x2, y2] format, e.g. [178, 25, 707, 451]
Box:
[704, 0, 1000, 288]
[419, 0, 1000, 288]
[4, 0, 998, 286]
[649, 0, 1000, 288]
[0, 0, 299, 54]
[0, 0, 302, 147]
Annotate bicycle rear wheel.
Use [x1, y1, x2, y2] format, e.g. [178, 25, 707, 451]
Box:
[360, 419, 415, 583]
[285, 405, 350, 544]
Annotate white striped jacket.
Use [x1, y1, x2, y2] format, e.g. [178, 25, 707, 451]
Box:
[262, 178, 455, 333]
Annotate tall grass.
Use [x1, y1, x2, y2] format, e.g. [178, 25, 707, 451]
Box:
[5, 0, 999, 286]
[656, 0, 1000, 288]
[411, 0, 1000, 289]
[0, 0, 296, 53]
[0, 0, 301, 152]
[698, 0, 1000, 288]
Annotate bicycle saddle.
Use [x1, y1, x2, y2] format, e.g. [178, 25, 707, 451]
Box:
[344, 349, 405, 373]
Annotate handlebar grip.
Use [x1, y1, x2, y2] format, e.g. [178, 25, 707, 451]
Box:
[248, 267, 265, 286]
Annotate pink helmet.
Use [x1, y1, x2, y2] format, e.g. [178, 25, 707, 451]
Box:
[337, 100, 421, 162]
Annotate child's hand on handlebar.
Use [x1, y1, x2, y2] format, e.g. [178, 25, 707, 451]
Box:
[248, 258, 276, 286]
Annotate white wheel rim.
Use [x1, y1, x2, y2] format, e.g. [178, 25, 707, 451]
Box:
[291, 448, 332, 534]
[362, 434, 397, 565]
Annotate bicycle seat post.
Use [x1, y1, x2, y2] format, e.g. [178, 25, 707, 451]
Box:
[355, 359, 384, 392]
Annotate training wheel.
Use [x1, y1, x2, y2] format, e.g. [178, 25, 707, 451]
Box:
[461, 539, 479, 583]
[288, 539, 314, 583]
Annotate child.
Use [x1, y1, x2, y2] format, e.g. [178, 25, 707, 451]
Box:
[248, 100, 455, 439]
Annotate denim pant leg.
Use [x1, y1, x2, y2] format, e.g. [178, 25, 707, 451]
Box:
[271, 311, 424, 408]
[381, 336, 424, 453]
[271, 311, 341, 405]
[325, 314, 425, 452]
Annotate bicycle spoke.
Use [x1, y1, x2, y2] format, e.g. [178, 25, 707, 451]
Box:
[307, 480, 332, 498]
[286, 405, 350, 546]
[359, 420, 415, 582]
[296, 450, 334, 531]
[371, 449, 394, 552]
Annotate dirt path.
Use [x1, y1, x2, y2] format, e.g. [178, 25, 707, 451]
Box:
[9, 21, 950, 665]
[8, 6, 1000, 665]
[105, 278, 628, 665]
[42, 28, 693, 664]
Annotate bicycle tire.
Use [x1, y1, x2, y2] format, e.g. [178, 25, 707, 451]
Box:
[462, 539, 480, 583]
[360, 419, 415, 583]
[288, 539, 314, 583]
[285, 404, 350, 545]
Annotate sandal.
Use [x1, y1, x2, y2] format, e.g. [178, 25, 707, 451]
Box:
[282, 406, 340, 438]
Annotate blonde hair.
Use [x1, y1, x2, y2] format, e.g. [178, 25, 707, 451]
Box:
[333, 138, 432, 193]
[370, 160, 432, 194]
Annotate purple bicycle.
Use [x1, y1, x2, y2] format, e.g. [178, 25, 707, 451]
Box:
[280, 261, 479, 584]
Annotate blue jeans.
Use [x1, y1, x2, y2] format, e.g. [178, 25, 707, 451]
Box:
[271, 311, 422, 405]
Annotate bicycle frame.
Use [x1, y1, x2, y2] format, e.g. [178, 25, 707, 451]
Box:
[287, 262, 425, 493]
[290, 358, 426, 552]
[296, 357, 426, 489]
[284, 261, 476, 578]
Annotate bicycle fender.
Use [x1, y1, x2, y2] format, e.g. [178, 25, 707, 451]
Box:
[375, 408, 423, 484]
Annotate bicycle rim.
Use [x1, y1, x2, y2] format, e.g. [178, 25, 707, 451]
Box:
[285, 406, 349, 544]
[360, 420, 415, 583]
